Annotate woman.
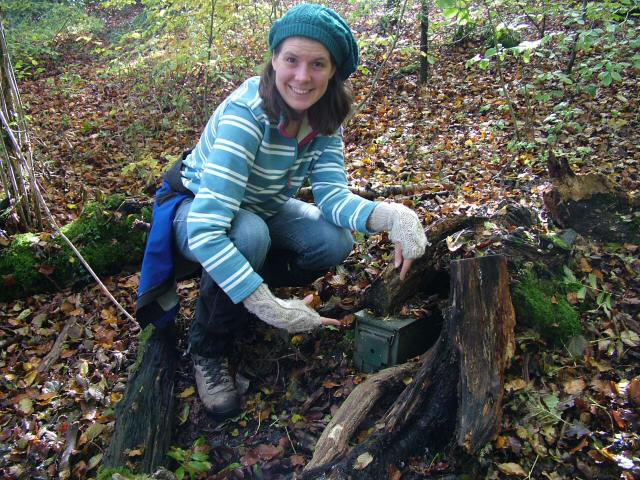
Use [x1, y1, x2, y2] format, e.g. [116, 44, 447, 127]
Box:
[151, 3, 427, 419]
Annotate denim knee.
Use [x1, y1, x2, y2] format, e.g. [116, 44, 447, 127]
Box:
[229, 210, 271, 271]
[321, 227, 354, 267]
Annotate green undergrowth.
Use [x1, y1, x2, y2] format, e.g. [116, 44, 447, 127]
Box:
[2, 0, 105, 79]
[97, 466, 151, 480]
[512, 269, 582, 344]
[0, 195, 150, 302]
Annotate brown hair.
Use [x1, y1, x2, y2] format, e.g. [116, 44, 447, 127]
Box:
[258, 48, 353, 135]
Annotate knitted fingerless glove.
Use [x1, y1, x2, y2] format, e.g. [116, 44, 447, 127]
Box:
[243, 284, 323, 334]
[367, 202, 429, 259]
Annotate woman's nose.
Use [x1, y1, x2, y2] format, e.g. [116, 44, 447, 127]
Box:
[294, 64, 311, 82]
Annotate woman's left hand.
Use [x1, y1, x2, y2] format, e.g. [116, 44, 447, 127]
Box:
[367, 202, 429, 280]
[394, 245, 416, 281]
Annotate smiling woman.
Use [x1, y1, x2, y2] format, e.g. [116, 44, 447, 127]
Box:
[136, 3, 428, 420]
[272, 37, 336, 116]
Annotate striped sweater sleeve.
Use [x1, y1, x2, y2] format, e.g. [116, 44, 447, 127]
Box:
[309, 134, 377, 232]
[186, 102, 264, 303]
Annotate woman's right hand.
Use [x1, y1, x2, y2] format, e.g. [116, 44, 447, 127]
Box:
[243, 284, 339, 333]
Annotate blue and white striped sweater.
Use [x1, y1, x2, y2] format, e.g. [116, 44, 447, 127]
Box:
[181, 76, 376, 303]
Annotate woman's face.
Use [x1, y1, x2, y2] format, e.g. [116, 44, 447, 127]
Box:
[271, 37, 337, 114]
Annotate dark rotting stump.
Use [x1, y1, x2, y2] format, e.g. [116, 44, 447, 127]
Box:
[303, 255, 516, 479]
[104, 326, 179, 473]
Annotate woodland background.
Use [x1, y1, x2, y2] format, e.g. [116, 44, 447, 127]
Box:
[0, 0, 639, 479]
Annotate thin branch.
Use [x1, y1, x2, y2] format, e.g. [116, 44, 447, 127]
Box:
[565, 0, 588, 74]
[35, 182, 136, 323]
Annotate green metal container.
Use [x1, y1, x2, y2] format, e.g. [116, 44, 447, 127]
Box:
[354, 309, 439, 373]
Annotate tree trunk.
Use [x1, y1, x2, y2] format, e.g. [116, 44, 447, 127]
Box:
[104, 326, 179, 472]
[303, 255, 515, 478]
[419, 0, 429, 84]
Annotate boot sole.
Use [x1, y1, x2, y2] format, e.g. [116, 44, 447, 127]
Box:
[207, 405, 240, 421]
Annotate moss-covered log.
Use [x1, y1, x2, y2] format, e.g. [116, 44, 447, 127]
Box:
[0, 195, 150, 301]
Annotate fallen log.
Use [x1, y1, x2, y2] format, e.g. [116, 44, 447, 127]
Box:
[103, 325, 178, 472]
[297, 184, 449, 201]
[303, 255, 516, 479]
[0, 197, 149, 302]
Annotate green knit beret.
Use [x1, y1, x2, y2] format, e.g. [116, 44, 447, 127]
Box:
[268, 3, 359, 81]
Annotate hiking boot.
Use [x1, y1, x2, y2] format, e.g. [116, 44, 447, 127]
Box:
[192, 353, 240, 419]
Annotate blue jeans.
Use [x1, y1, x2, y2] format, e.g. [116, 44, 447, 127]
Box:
[173, 197, 354, 356]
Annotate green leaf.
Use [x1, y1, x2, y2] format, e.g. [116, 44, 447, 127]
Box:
[563, 266, 576, 282]
[577, 286, 587, 301]
[542, 394, 559, 412]
[599, 71, 613, 86]
[443, 7, 460, 19]
[176, 466, 185, 480]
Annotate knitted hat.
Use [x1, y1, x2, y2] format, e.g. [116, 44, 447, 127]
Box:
[268, 3, 359, 81]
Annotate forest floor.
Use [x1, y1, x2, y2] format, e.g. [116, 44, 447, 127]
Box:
[1, 2, 640, 480]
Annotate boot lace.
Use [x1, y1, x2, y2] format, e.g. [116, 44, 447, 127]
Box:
[196, 356, 233, 390]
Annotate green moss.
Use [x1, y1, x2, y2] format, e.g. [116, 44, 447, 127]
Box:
[512, 271, 582, 344]
[485, 25, 522, 48]
[128, 324, 156, 375]
[0, 233, 42, 298]
[0, 196, 150, 301]
[97, 466, 151, 480]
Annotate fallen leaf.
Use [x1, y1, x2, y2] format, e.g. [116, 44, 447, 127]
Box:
[354, 452, 374, 470]
[497, 462, 527, 477]
[612, 410, 625, 429]
[620, 330, 640, 347]
[17, 398, 33, 415]
[505, 378, 527, 392]
[290, 454, 306, 467]
[78, 423, 106, 446]
[87, 453, 103, 471]
[178, 386, 195, 398]
[628, 377, 640, 406]
[564, 378, 586, 395]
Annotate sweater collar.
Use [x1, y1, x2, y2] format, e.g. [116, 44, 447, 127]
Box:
[278, 114, 319, 147]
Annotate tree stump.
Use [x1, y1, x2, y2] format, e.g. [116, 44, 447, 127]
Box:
[303, 255, 515, 479]
[104, 326, 178, 472]
[543, 151, 639, 243]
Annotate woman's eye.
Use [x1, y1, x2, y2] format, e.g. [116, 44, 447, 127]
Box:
[286, 57, 296, 64]
[313, 62, 325, 69]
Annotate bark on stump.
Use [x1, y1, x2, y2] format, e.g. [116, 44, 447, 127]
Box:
[104, 326, 178, 472]
[303, 255, 515, 479]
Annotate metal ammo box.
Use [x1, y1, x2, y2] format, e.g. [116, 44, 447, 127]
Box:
[354, 309, 437, 373]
